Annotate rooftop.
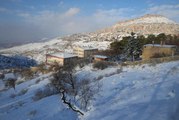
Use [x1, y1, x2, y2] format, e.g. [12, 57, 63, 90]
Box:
[48, 52, 77, 58]
[144, 44, 176, 48]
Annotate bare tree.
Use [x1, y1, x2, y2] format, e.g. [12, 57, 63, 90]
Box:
[5, 78, 16, 90]
[51, 61, 101, 114]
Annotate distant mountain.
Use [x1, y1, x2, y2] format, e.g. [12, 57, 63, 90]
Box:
[89, 14, 179, 41]
[0, 14, 178, 62]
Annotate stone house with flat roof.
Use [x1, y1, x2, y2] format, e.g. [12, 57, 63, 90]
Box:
[46, 52, 78, 66]
[142, 44, 177, 60]
[73, 46, 98, 58]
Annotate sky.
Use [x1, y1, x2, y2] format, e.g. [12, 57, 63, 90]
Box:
[0, 0, 179, 45]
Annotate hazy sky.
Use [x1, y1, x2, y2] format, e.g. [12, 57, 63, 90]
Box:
[0, 0, 179, 44]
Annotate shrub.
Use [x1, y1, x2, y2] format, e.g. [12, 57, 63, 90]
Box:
[32, 84, 58, 101]
[76, 58, 91, 68]
[5, 79, 16, 89]
[0, 73, 5, 80]
[9, 93, 16, 98]
[35, 79, 41, 84]
[93, 61, 108, 70]
[21, 69, 34, 80]
[18, 89, 28, 96]
[28, 110, 37, 117]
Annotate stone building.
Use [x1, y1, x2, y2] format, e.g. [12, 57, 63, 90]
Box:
[142, 44, 177, 60]
[46, 52, 78, 66]
[73, 46, 98, 58]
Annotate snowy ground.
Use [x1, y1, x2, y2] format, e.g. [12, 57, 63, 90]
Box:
[0, 74, 77, 120]
[81, 61, 179, 120]
[0, 61, 179, 120]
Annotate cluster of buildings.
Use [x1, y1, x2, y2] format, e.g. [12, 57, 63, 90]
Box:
[46, 43, 178, 66]
[45, 46, 108, 66]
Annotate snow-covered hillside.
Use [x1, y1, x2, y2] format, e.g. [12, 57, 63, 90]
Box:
[0, 38, 110, 62]
[81, 61, 179, 120]
[116, 14, 176, 26]
[0, 61, 179, 120]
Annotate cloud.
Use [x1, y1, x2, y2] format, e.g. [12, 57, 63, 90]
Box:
[0, 7, 11, 13]
[64, 7, 80, 17]
[146, 4, 179, 22]
[18, 13, 30, 17]
[18, 7, 133, 35]
[0, 7, 135, 44]
[93, 8, 134, 25]
[58, 1, 64, 7]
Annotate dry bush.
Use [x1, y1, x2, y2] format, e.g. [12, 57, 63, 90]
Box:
[0, 73, 5, 79]
[21, 69, 34, 80]
[47, 62, 63, 72]
[32, 83, 58, 101]
[18, 88, 28, 96]
[52, 70, 77, 96]
[76, 79, 98, 110]
[93, 61, 109, 70]
[9, 93, 16, 98]
[5, 78, 16, 89]
[76, 58, 91, 68]
[28, 110, 37, 117]
[35, 79, 41, 84]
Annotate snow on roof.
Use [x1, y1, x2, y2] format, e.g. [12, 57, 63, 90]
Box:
[144, 44, 176, 48]
[94, 55, 108, 59]
[49, 52, 77, 58]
